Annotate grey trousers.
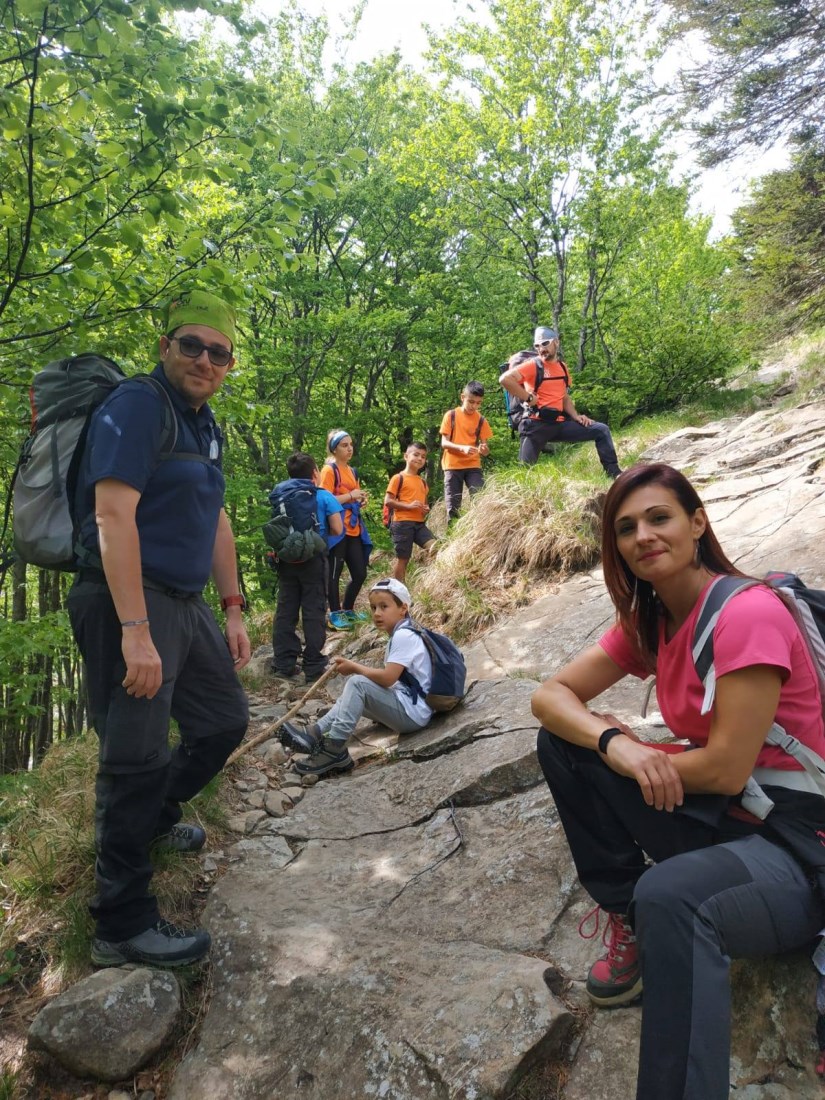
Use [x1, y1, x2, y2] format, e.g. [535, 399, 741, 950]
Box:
[319, 674, 426, 744]
[537, 730, 825, 1100]
[518, 416, 620, 474]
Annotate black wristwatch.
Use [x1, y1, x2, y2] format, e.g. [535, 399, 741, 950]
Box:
[598, 727, 625, 755]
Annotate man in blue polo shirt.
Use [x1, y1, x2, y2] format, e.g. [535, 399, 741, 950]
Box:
[68, 289, 250, 968]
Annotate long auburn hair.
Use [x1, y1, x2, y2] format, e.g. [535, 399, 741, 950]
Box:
[601, 463, 746, 668]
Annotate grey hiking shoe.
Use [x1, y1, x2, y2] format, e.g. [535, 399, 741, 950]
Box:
[294, 737, 354, 778]
[152, 822, 206, 853]
[91, 918, 211, 968]
[279, 720, 322, 754]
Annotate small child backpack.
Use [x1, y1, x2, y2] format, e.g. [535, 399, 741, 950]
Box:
[264, 479, 327, 564]
[11, 355, 178, 570]
[382, 474, 404, 528]
[397, 620, 466, 711]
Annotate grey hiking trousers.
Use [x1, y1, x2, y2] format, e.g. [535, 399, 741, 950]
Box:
[319, 674, 426, 744]
[537, 729, 825, 1100]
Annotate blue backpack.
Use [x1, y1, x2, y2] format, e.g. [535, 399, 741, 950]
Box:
[398, 620, 466, 712]
[264, 478, 327, 564]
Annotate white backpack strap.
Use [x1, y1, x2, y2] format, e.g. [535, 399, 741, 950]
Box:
[764, 722, 825, 799]
[739, 777, 776, 820]
[693, 576, 760, 714]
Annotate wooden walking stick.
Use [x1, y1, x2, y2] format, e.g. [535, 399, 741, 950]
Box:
[227, 663, 339, 766]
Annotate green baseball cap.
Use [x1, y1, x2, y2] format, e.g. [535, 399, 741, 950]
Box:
[165, 290, 238, 348]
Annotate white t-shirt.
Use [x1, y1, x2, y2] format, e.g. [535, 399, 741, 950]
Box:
[386, 621, 433, 725]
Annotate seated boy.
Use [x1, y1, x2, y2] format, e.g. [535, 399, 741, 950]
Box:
[270, 452, 343, 683]
[384, 441, 437, 583]
[439, 380, 493, 520]
[280, 578, 434, 778]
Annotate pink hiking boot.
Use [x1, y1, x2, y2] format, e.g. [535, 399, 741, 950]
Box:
[580, 906, 642, 1007]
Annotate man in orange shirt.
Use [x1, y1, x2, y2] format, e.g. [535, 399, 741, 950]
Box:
[439, 381, 494, 520]
[499, 327, 621, 475]
[384, 442, 437, 582]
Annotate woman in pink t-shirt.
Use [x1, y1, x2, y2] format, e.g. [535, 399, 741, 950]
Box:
[532, 462, 825, 1100]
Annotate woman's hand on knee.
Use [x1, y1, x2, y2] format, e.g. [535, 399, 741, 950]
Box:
[605, 737, 684, 812]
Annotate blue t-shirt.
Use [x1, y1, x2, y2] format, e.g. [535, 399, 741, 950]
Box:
[74, 365, 225, 592]
[316, 488, 343, 543]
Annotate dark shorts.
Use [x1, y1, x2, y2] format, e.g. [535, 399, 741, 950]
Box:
[390, 521, 435, 560]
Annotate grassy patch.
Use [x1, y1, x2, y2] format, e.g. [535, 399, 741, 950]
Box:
[413, 464, 602, 640]
[1, 734, 227, 987]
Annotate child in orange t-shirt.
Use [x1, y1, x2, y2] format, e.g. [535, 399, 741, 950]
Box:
[319, 428, 370, 618]
[383, 441, 437, 582]
[439, 381, 493, 519]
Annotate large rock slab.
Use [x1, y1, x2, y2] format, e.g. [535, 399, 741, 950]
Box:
[276, 718, 543, 841]
[169, 786, 578, 1100]
[28, 967, 181, 1082]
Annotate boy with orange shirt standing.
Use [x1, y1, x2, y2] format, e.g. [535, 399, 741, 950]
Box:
[384, 442, 437, 582]
[439, 381, 493, 520]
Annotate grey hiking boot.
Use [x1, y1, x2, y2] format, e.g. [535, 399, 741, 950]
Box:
[294, 737, 354, 778]
[279, 721, 322, 754]
[152, 822, 206, 853]
[91, 918, 211, 968]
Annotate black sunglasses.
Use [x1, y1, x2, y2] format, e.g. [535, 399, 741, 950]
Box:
[171, 335, 233, 368]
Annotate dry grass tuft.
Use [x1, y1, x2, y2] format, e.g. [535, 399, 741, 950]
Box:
[411, 465, 603, 641]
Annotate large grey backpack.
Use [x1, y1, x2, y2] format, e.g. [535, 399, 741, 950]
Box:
[12, 354, 177, 570]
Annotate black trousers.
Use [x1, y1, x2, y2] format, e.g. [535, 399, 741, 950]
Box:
[68, 578, 248, 940]
[328, 535, 368, 612]
[537, 729, 825, 1100]
[518, 416, 620, 473]
[272, 555, 328, 676]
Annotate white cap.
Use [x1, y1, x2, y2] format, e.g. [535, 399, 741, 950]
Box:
[369, 578, 412, 606]
[534, 326, 557, 345]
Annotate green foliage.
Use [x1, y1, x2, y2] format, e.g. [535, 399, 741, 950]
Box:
[731, 146, 825, 337]
[0, 0, 753, 763]
[663, 0, 825, 165]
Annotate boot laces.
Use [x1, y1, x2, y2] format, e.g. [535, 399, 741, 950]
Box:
[578, 905, 635, 962]
[154, 918, 191, 940]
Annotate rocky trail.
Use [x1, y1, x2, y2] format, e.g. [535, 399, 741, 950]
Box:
[167, 391, 825, 1099]
[30, 387, 825, 1099]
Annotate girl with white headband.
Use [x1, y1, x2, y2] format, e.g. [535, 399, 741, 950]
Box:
[319, 429, 371, 625]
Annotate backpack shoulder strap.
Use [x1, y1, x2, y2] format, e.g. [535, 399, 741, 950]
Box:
[128, 375, 178, 455]
[395, 619, 429, 703]
[475, 415, 486, 447]
[449, 409, 456, 441]
[388, 473, 403, 498]
[692, 575, 759, 710]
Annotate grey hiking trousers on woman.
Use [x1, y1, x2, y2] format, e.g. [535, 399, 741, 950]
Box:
[537, 729, 825, 1100]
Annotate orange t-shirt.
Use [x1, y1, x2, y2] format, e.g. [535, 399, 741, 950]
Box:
[386, 472, 428, 523]
[439, 407, 494, 470]
[319, 462, 361, 536]
[514, 358, 570, 419]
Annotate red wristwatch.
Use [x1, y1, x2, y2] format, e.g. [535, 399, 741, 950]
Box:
[221, 594, 246, 611]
